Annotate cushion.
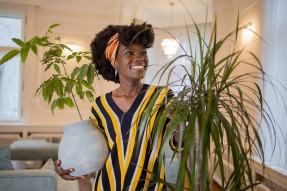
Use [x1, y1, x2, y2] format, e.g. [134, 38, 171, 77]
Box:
[0, 145, 14, 170]
[10, 139, 59, 160]
[41, 158, 55, 170]
[41, 158, 80, 191]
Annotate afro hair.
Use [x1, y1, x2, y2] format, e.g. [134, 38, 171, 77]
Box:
[90, 23, 154, 83]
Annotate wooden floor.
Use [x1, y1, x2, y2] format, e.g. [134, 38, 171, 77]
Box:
[78, 177, 222, 191]
[211, 181, 222, 191]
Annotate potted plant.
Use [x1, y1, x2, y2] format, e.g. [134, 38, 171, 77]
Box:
[136, 16, 284, 191]
[0, 24, 96, 118]
[0, 24, 109, 176]
[1, 19, 283, 189]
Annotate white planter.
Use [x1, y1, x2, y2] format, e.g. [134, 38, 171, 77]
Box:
[58, 119, 109, 176]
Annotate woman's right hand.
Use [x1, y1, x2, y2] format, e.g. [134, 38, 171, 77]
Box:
[54, 160, 84, 180]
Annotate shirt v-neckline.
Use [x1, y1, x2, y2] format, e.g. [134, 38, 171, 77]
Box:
[107, 84, 148, 116]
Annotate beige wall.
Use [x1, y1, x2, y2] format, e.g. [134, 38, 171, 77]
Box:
[213, 0, 262, 62]
[1, 1, 123, 126]
[0, 0, 264, 128]
[212, 0, 263, 120]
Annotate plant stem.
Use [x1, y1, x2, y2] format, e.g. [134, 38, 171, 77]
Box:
[61, 60, 83, 121]
[70, 90, 83, 121]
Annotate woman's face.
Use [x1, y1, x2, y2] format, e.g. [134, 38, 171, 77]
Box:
[115, 43, 148, 83]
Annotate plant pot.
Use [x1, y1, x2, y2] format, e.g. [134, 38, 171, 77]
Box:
[58, 119, 109, 176]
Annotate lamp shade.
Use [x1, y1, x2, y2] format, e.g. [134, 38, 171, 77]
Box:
[161, 38, 179, 58]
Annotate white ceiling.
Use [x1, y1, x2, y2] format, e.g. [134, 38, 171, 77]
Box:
[1, 0, 249, 28]
[119, 0, 213, 27]
[37, 0, 214, 28]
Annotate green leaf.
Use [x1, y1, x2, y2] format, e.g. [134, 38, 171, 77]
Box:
[57, 98, 65, 109]
[36, 40, 44, 46]
[82, 80, 95, 92]
[78, 92, 85, 99]
[89, 85, 95, 92]
[54, 64, 61, 74]
[57, 48, 62, 57]
[55, 37, 61, 42]
[50, 23, 60, 29]
[28, 36, 39, 55]
[20, 43, 31, 63]
[64, 97, 74, 107]
[12, 38, 25, 47]
[67, 55, 74, 60]
[29, 36, 38, 46]
[86, 91, 94, 102]
[87, 63, 95, 85]
[254, 83, 263, 107]
[45, 62, 53, 71]
[78, 64, 88, 82]
[40, 36, 49, 42]
[71, 67, 80, 79]
[37, 36, 49, 46]
[55, 80, 64, 97]
[60, 44, 72, 52]
[76, 56, 81, 63]
[51, 99, 58, 114]
[84, 56, 92, 60]
[64, 81, 74, 93]
[47, 24, 60, 34]
[31, 44, 38, 55]
[75, 81, 82, 95]
[42, 79, 55, 104]
[0, 49, 20, 65]
[47, 81, 56, 104]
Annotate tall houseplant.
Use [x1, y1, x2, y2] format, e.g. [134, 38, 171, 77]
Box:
[137, 16, 284, 191]
[0, 24, 109, 176]
[0, 24, 97, 120]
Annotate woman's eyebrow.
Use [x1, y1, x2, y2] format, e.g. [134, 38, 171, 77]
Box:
[126, 46, 146, 50]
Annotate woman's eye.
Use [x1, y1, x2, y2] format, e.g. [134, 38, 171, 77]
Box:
[141, 51, 147, 55]
[125, 52, 133, 55]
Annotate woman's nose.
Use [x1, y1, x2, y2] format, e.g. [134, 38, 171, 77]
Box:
[134, 53, 144, 62]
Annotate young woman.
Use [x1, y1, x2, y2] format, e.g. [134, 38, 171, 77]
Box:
[55, 23, 178, 191]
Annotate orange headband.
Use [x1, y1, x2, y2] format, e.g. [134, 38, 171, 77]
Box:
[104, 33, 119, 68]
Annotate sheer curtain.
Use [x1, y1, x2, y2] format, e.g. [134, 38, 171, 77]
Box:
[260, 0, 287, 172]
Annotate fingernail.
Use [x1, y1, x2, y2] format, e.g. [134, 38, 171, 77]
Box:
[70, 168, 74, 172]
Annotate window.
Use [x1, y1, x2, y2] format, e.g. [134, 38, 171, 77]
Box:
[0, 14, 23, 121]
[261, 0, 287, 172]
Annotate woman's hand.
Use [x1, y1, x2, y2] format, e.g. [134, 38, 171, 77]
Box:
[54, 160, 84, 180]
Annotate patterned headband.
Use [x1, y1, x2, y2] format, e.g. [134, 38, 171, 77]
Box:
[104, 33, 119, 68]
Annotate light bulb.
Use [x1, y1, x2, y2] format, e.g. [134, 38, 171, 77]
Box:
[161, 38, 179, 58]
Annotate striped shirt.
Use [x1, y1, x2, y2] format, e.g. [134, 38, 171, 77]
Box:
[90, 84, 173, 191]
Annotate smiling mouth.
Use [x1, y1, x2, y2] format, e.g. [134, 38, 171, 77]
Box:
[131, 65, 145, 70]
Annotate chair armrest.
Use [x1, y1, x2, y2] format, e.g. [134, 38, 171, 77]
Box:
[0, 169, 57, 191]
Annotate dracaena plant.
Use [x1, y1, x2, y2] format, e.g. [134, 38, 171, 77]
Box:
[0, 24, 97, 121]
[137, 16, 285, 191]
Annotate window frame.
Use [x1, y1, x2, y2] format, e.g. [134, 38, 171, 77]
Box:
[0, 9, 25, 122]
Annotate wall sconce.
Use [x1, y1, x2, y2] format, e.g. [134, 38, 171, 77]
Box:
[65, 44, 82, 52]
[63, 43, 82, 55]
[242, 22, 255, 42]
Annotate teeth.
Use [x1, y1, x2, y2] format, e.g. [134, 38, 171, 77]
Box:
[131, 65, 144, 69]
